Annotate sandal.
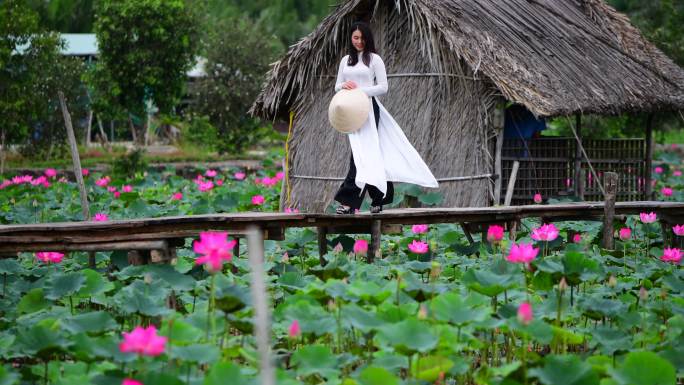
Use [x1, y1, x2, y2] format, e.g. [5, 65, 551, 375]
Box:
[336, 205, 353, 215]
[370, 205, 382, 214]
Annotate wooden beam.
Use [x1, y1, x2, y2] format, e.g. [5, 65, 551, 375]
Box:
[493, 106, 505, 205]
[0, 240, 168, 253]
[644, 113, 655, 199]
[504, 161, 520, 206]
[574, 113, 582, 197]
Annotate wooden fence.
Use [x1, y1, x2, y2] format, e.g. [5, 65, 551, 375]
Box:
[502, 137, 646, 204]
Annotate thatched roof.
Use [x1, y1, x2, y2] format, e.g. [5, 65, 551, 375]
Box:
[251, 0, 684, 119]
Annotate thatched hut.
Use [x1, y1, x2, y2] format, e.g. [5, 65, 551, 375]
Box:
[251, 0, 684, 212]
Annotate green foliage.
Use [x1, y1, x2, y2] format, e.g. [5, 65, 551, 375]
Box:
[92, 0, 200, 140]
[111, 148, 148, 179]
[0, 0, 87, 159]
[26, 0, 95, 33]
[180, 115, 218, 151]
[191, 16, 280, 154]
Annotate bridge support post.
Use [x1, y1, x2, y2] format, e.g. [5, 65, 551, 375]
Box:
[317, 227, 328, 265]
[369, 220, 382, 263]
[602, 172, 618, 249]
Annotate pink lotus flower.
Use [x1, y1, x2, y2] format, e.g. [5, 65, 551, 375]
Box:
[674, 170, 682, 177]
[254, 177, 262, 185]
[654, 166, 663, 174]
[353, 239, 368, 255]
[251, 195, 265, 205]
[618, 227, 632, 241]
[533, 193, 542, 204]
[661, 248, 682, 264]
[171, 192, 183, 200]
[673, 225, 684, 236]
[205, 169, 217, 177]
[234, 172, 246, 180]
[261, 177, 279, 188]
[639, 212, 657, 224]
[408, 240, 429, 254]
[288, 319, 301, 338]
[31, 176, 49, 187]
[122, 379, 143, 385]
[93, 213, 109, 221]
[506, 243, 539, 263]
[119, 325, 167, 356]
[411, 224, 429, 234]
[122, 185, 133, 193]
[517, 302, 533, 325]
[215, 179, 224, 186]
[275, 171, 285, 180]
[113, 191, 121, 198]
[565, 178, 571, 188]
[0, 180, 11, 189]
[284, 207, 299, 213]
[82, 168, 90, 176]
[572, 233, 582, 243]
[95, 176, 110, 187]
[531, 223, 559, 242]
[487, 225, 505, 243]
[282, 252, 289, 263]
[193, 232, 236, 272]
[661, 187, 673, 197]
[107, 186, 117, 193]
[198, 181, 214, 192]
[35, 251, 65, 264]
[44, 168, 57, 178]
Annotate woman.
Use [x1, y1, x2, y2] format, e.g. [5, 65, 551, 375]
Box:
[333, 21, 438, 214]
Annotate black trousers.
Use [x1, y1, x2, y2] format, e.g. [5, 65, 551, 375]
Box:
[334, 97, 394, 209]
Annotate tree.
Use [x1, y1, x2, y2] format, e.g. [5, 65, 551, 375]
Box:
[0, 0, 86, 163]
[26, 0, 95, 33]
[92, 0, 199, 144]
[191, 17, 281, 154]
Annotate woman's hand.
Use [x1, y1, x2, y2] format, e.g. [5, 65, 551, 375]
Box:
[341, 81, 357, 90]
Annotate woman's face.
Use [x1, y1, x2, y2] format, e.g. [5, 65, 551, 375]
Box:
[351, 29, 365, 52]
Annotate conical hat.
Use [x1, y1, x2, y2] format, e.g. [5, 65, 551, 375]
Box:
[328, 88, 370, 134]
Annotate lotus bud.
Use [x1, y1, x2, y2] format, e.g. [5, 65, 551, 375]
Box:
[430, 261, 442, 280]
[639, 286, 648, 302]
[144, 273, 153, 284]
[558, 277, 568, 291]
[417, 303, 428, 319]
[327, 299, 337, 312]
[282, 252, 289, 263]
[608, 275, 617, 288]
[333, 243, 343, 253]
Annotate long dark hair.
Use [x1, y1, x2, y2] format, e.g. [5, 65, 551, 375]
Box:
[347, 21, 376, 67]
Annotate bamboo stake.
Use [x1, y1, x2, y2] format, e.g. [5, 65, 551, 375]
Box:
[59, 91, 95, 268]
[602, 172, 618, 249]
[504, 161, 520, 206]
[247, 226, 275, 385]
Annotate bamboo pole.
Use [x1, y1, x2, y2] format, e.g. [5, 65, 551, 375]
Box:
[59, 91, 95, 268]
[246, 226, 275, 385]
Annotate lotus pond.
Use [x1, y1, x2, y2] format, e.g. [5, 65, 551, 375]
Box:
[0, 151, 683, 385]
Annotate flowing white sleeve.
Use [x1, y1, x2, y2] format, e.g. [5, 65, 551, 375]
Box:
[360, 54, 388, 97]
[334, 57, 346, 92]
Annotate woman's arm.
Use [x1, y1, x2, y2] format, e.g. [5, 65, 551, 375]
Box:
[359, 54, 388, 97]
[334, 57, 347, 92]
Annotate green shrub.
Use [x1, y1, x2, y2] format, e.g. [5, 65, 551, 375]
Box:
[111, 147, 148, 179]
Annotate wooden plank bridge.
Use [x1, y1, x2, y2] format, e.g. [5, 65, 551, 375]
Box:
[1, 201, 683, 264]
